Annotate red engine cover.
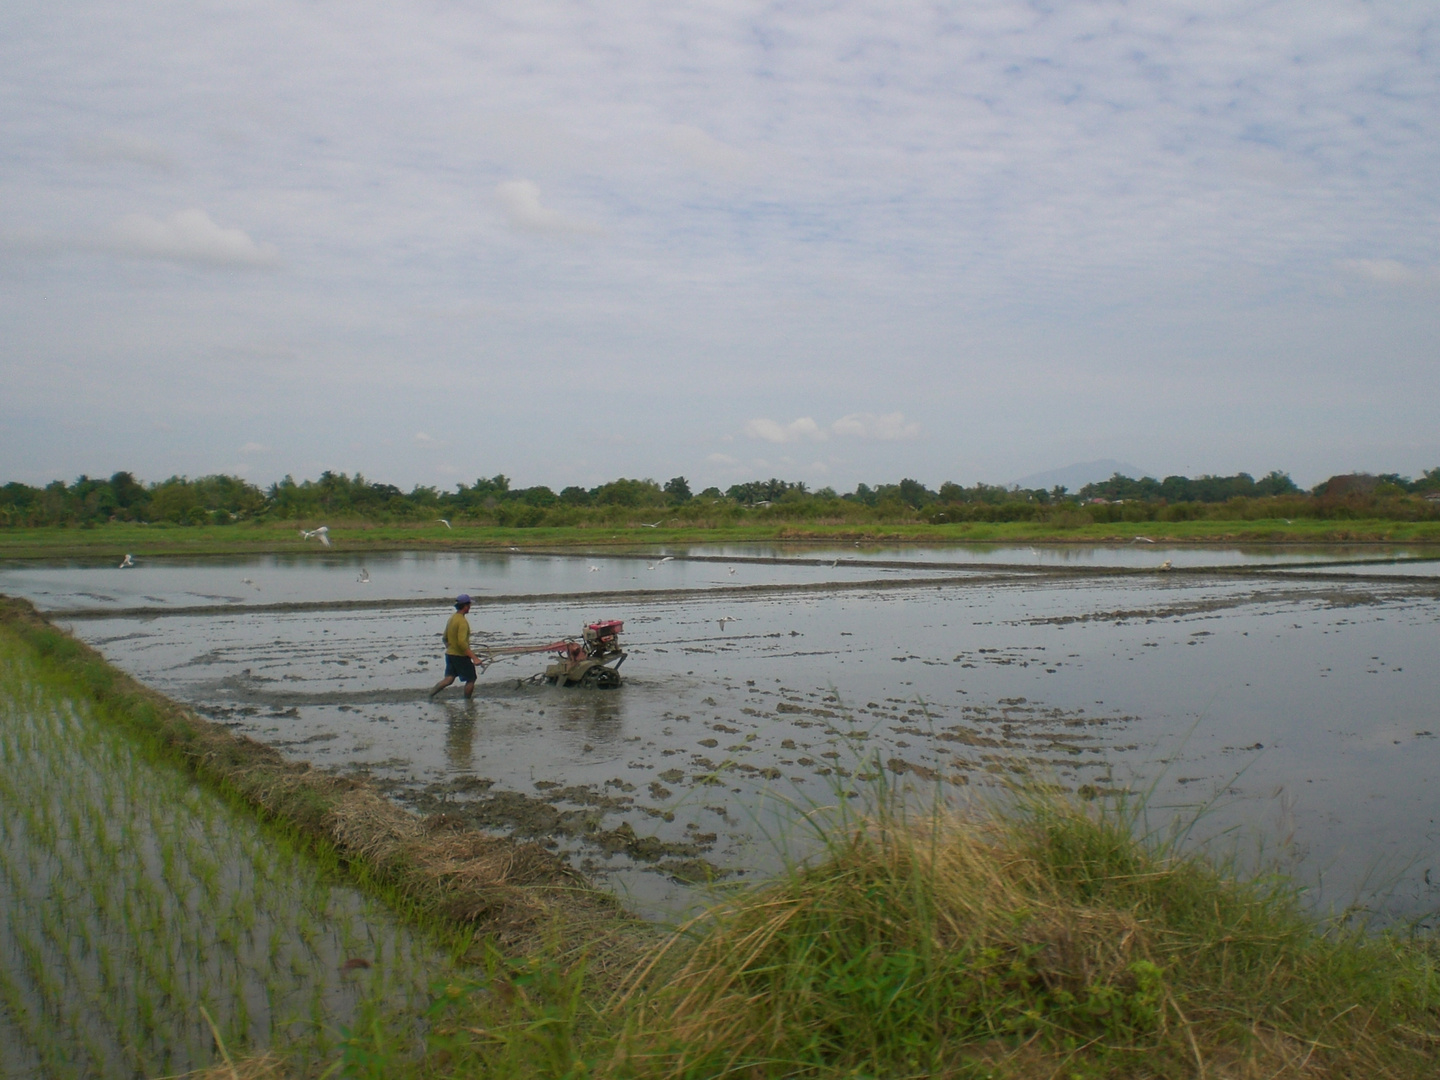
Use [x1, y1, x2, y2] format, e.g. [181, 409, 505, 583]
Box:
[587, 619, 623, 637]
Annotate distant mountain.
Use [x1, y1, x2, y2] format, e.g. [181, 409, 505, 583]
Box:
[1008, 459, 1151, 493]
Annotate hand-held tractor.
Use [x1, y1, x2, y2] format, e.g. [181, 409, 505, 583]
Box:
[475, 619, 627, 688]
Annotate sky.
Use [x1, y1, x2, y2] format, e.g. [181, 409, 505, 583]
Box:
[2, 1, 1437, 493]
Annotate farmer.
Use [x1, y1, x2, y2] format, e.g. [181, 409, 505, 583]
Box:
[429, 593, 480, 699]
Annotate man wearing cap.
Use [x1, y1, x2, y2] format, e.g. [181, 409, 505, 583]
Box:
[429, 594, 480, 699]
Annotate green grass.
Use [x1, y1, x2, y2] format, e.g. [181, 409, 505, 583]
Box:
[3, 516, 1440, 561]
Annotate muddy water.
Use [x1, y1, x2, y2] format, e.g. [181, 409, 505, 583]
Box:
[5, 547, 1439, 926]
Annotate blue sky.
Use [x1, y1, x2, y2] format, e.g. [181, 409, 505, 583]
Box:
[2, 1, 1437, 491]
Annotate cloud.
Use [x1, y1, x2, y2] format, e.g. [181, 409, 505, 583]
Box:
[494, 180, 601, 235]
[706, 452, 740, 465]
[744, 417, 826, 443]
[831, 412, 921, 441]
[105, 210, 279, 268]
[414, 431, 437, 445]
[1338, 259, 1440, 287]
[744, 413, 922, 443]
[665, 125, 750, 175]
[239, 441, 269, 454]
[86, 133, 178, 173]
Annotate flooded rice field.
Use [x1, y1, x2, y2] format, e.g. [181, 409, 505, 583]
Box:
[7, 543, 1439, 614]
[0, 638, 448, 1078]
[4, 544, 1439, 928]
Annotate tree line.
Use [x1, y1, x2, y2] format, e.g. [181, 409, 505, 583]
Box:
[2, 467, 1438, 528]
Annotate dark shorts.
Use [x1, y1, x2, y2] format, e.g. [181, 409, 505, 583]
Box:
[444, 654, 477, 682]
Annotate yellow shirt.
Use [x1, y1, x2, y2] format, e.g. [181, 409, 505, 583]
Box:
[444, 611, 471, 656]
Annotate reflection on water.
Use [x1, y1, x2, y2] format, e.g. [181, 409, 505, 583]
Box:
[442, 701, 478, 770]
[7, 549, 1440, 926]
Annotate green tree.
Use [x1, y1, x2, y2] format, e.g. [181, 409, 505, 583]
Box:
[664, 476, 692, 503]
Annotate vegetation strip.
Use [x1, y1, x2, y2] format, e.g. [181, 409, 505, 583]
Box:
[7, 518, 1440, 562]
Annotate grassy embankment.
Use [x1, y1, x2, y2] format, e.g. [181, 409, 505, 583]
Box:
[3, 599, 1437, 1077]
[5, 515, 1440, 561]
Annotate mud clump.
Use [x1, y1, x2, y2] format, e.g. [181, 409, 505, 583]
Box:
[385, 774, 726, 876]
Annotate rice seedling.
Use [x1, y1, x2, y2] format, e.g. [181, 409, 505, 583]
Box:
[0, 626, 449, 1076]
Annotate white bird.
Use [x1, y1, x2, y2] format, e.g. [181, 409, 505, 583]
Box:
[241, 577, 260, 591]
[831, 558, 839, 568]
[358, 567, 370, 583]
[588, 564, 601, 573]
[657, 556, 674, 564]
[300, 526, 331, 547]
[717, 616, 739, 631]
[639, 519, 662, 528]
[118, 554, 134, 568]
[1159, 559, 1173, 571]
[1132, 536, 1156, 544]
[727, 567, 737, 576]
[436, 518, 452, 529]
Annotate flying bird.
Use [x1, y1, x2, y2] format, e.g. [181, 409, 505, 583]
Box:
[717, 616, 739, 631]
[727, 567, 737, 576]
[118, 553, 134, 568]
[241, 577, 260, 591]
[1159, 559, 1173, 571]
[1132, 536, 1156, 544]
[300, 526, 331, 547]
[588, 564, 601, 573]
[358, 567, 370, 583]
[639, 519, 662, 528]
[436, 518, 452, 529]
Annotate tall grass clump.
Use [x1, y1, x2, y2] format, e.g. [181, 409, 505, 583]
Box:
[609, 777, 1440, 1078]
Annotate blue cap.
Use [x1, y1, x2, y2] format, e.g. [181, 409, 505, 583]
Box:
[455, 594, 471, 608]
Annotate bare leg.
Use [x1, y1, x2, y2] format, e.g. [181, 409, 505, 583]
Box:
[430, 675, 456, 697]
[463, 679, 476, 699]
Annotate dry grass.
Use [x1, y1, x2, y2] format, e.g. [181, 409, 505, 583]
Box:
[172, 1051, 290, 1080]
[605, 800, 1440, 1079]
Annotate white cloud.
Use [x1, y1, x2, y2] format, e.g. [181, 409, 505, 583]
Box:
[494, 180, 601, 235]
[831, 412, 921, 441]
[87, 133, 178, 173]
[414, 431, 437, 445]
[745, 413, 921, 443]
[665, 125, 750, 175]
[239, 441, 269, 454]
[744, 417, 826, 443]
[106, 210, 279, 268]
[1339, 259, 1440, 287]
